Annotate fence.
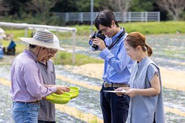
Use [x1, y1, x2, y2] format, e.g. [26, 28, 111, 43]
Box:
[55, 11, 160, 23]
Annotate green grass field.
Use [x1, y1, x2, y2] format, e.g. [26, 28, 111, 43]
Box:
[71, 21, 185, 35]
[2, 21, 185, 41]
[1, 21, 184, 65]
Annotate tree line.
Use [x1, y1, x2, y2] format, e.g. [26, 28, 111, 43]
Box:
[0, 0, 184, 25]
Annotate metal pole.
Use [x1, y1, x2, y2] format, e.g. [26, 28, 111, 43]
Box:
[158, 12, 160, 22]
[72, 30, 76, 65]
[25, 28, 28, 49]
[25, 28, 28, 37]
[55, 30, 59, 64]
[90, 0, 94, 34]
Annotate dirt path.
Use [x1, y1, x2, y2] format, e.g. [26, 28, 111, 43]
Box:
[65, 63, 185, 91]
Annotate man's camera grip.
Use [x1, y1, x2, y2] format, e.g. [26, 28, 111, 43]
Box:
[89, 31, 106, 51]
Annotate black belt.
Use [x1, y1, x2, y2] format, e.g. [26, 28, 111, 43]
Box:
[103, 82, 128, 88]
[16, 100, 39, 104]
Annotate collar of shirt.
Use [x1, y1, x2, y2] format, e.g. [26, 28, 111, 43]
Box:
[137, 56, 148, 69]
[111, 28, 124, 43]
[38, 61, 48, 70]
[24, 49, 37, 62]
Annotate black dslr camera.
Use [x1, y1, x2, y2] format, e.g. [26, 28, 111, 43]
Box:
[89, 31, 106, 50]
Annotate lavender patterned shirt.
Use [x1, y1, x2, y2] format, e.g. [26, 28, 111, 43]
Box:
[10, 50, 57, 102]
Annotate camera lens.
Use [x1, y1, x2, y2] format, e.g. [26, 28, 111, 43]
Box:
[92, 44, 99, 50]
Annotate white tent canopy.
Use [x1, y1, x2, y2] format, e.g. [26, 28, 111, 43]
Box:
[0, 22, 76, 32]
[0, 22, 77, 64]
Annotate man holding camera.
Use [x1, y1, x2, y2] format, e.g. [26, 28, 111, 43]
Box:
[90, 10, 134, 123]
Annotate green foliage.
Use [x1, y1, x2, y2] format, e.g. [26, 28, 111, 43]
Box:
[129, 0, 155, 11]
[179, 11, 185, 21]
[1, 0, 184, 21]
[1, 21, 185, 65]
[52, 0, 78, 12]
[45, 14, 65, 26]
[4, 0, 30, 15]
[0, 13, 64, 26]
[3, 29, 32, 40]
[52, 0, 101, 12]
[54, 52, 103, 65]
[71, 21, 185, 35]
[70, 25, 96, 35]
[76, 0, 100, 12]
[123, 21, 185, 34]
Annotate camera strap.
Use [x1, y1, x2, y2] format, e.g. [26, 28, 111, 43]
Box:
[108, 28, 125, 50]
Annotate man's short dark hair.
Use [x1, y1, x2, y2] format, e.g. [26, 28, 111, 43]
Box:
[94, 9, 119, 30]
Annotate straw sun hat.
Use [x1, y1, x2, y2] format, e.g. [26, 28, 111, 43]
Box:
[19, 29, 65, 51]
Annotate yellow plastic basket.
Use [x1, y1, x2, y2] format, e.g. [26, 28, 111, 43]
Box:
[46, 93, 72, 104]
[65, 86, 80, 99]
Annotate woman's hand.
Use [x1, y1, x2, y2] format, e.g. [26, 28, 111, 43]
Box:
[125, 89, 137, 97]
[125, 73, 161, 97]
[115, 87, 126, 96]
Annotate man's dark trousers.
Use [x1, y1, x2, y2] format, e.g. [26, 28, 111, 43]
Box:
[100, 86, 130, 123]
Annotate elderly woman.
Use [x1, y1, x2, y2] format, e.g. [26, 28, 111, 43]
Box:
[116, 32, 165, 123]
